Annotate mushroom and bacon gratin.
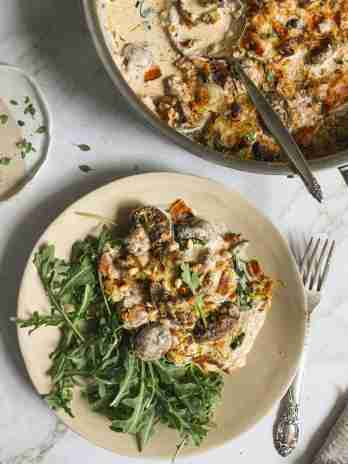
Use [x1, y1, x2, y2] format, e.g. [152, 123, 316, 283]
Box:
[16, 200, 273, 453]
[104, 0, 348, 161]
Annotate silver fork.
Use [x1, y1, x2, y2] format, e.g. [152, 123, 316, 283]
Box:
[274, 237, 336, 457]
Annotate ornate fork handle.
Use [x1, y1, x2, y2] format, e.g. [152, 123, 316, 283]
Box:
[274, 316, 311, 457]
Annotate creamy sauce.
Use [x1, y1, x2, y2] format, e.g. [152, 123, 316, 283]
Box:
[0, 99, 25, 200]
[105, 0, 178, 97]
[103, 0, 241, 96]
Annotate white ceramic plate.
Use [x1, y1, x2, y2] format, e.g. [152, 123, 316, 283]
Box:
[17, 173, 306, 459]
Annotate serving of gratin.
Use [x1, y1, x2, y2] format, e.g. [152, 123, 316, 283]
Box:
[104, 0, 348, 162]
[99, 199, 273, 373]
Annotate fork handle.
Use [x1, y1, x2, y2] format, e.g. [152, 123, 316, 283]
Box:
[274, 316, 311, 457]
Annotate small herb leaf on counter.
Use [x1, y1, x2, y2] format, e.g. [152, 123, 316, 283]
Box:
[76, 144, 91, 152]
[0, 157, 11, 165]
[79, 165, 93, 173]
[36, 125, 47, 134]
[0, 114, 9, 125]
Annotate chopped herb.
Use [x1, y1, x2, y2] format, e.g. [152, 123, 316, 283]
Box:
[36, 125, 47, 134]
[24, 102, 36, 118]
[192, 238, 208, 247]
[16, 138, 36, 158]
[231, 332, 245, 350]
[76, 144, 91, 152]
[0, 114, 9, 125]
[0, 157, 11, 165]
[195, 295, 207, 327]
[10, 99, 18, 105]
[24, 96, 30, 104]
[181, 264, 206, 326]
[17, 120, 25, 127]
[233, 256, 253, 310]
[244, 132, 257, 144]
[79, 165, 93, 173]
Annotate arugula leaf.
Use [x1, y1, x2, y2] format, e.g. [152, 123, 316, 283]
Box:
[110, 352, 137, 407]
[136, 406, 157, 452]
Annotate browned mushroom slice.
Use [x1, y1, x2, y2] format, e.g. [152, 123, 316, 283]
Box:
[175, 217, 218, 243]
[135, 323, 172, 361]
[131, 206, 172, 250]
[193, 302, 240, 342]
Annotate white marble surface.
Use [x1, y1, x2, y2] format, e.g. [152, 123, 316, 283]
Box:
[1, 1, 348, 463]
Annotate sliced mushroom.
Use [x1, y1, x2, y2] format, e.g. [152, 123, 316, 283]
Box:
[132, 206, 172, 250]
[175, 217, 218, 243]
[122, 43, 157, 84]
[193, 302, 240, 342]
[135, 323, 172, 361]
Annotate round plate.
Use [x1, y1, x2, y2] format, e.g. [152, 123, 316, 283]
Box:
[17, 173, 306, 459]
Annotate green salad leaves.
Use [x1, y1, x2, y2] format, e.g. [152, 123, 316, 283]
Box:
[16, 227, 223, 454]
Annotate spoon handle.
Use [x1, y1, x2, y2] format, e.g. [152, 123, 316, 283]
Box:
[233, 61, 323, 203]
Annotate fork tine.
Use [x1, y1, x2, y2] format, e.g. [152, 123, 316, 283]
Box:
[303, 238, 321, 286]
[318, 240, 335, 291]
[299, 237, 313, 273]
[309, 239, 329, 290]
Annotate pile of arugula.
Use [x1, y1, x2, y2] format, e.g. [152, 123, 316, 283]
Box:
[16, 227, 223, 455]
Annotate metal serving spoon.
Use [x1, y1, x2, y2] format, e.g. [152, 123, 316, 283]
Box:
[208, 10, 323, 203]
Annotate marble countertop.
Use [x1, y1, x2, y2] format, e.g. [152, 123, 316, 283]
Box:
[1, 1, 348, 463]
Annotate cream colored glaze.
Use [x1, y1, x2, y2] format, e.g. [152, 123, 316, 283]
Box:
[0, 99, 25, 200]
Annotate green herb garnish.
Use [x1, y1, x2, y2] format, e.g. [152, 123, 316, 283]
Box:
[16, 138, 36, 158]
[76, 144, 91, 152]
[0, 157, 11, 165]
[231, 332, 245, 350]
[24, 97, 36, 118]
[0, 114, 9, 125]
[10, 99, 18, 105]
[17, 120, 25, 127]
[36, 125, 47, 134]
[181, 263, 200, 294]
[181, 263, 207, 325]
[79, 165, 93, 173]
